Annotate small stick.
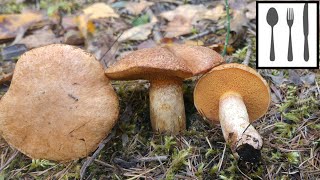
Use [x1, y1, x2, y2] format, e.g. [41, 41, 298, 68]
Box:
[218, 143, 226, 172]
[136, 156, 168, 163]
[242, 38, 252, 66]
[237, 165, 254, 180]
[80, 133, 114, 179]
[99, 32, 123, 65]
[186, 27, 216, 41]
[222, 0, 230, 56]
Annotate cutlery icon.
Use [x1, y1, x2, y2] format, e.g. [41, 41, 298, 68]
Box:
[287, 8, 294, 61]
[267, 8, 278, 61]
[303, 3, 309, 61]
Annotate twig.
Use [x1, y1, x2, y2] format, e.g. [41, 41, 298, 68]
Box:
[136, 156, 168, 163]
[186, 27, 216, 41]
[80, 133, 115, 179]
[0, 150, 18, 173]
[99, 32, 123, 64]
[125, 165, 161, 180]
[242, 38, 252, 65]
[237, 165, 254, 180]
[205, 137, 212, 149]
[94, 159, 114, 168]
[222, 0, 230, 56]
[11, 27, 28, 45]
[218, 143, 226, 172]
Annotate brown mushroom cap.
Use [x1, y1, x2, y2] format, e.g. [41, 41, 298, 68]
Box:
[0, 44, 119, 161]
[194, 63, 271, 124]
[105, 44, 224, 80]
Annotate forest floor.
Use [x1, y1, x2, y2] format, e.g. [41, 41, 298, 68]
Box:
[0, 0, 319, 179]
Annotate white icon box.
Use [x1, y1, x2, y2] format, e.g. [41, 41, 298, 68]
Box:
[257, 1, 319, 69]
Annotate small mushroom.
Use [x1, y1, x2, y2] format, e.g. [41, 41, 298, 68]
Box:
[105, 45, 224, 134]
[0, 44, 119, 161]
[194, 63, 270, 162]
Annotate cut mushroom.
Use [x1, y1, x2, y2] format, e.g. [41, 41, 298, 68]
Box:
[105, 44, 224, 134]
[194, 63, 270, 162]
[0, 44, 119, 161]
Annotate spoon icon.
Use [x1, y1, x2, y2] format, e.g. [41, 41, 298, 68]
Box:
[266, 7, 278, 61]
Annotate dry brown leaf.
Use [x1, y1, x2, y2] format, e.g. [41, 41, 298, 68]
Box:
[246, 1, 256, 20]
[164, 15, 193, 38]
[125, 0, 154, 15]
[160, 4, 224, 37]
[118, 16, 157, 42]
[209, 44, 235, 55]
[229, 10, 248, 46]
[119, 23, 154, 42]
[160, 4, 224, 22]
[0, 12, 44, 40]
[18, 27, 62, 49]
[77, 3, 119, 37]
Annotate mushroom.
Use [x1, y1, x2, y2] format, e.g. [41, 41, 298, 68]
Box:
[105, 45, 224, 134]
[193, 63, 270, 162]
[0, 44, 119, 161]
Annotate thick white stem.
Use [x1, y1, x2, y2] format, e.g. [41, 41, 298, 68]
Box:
[149, 79, 186, 134]
[219, 92, 263, 161]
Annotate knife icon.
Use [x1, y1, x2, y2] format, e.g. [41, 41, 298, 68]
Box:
[303, 3, 309, 61]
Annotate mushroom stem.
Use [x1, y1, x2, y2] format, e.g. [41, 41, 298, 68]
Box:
[219, 92, 263, 162]
[149, 79, 186, 134]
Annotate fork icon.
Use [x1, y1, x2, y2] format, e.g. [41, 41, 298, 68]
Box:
[287, 8, 294, 61]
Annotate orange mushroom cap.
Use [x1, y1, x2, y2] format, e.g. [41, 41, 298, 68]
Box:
[194, 63, 271, 124]
[0, 44, 119, 161]
[105, 44, 224, 80]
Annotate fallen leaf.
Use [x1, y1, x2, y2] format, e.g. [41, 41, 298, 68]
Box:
[246, 1, 256, 20]
[125, 0, 154, 15]
[0, 12, 44, 40]
[63, 29, 84, 45]
[132, 14, 150, 26]
[77, 3, 119, 37]
[82, 3, 119, 19]
[118, 16, 157, 42]
[119, 23, 153, 42]
[263, 71, 288, 86]
[301, 73, 316, 85]
[18, 27, 62, 49]
[270, 84, 283, 102]
[209, 44, 235, 55]
[288, 70, 303, 85]
[229, 0, 247, 10]
[160, 4, 224, 22]
[164, 15, 193, 37]
[229, 9, 248, 46]
[160, 4, 224, 37]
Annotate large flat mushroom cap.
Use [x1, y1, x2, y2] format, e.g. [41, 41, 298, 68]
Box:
[0, 44, 119, 161]
[105, 45, 224, 80]
[194, 63, 271, 124]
